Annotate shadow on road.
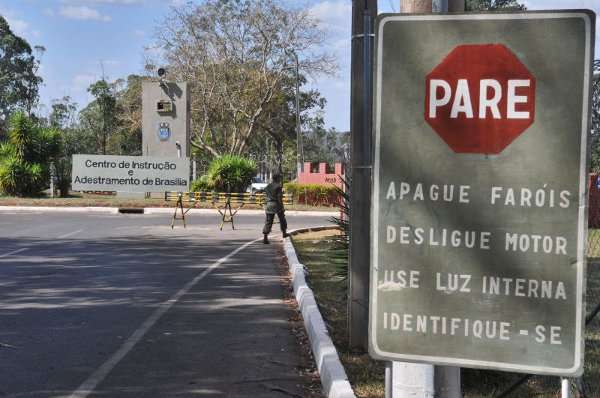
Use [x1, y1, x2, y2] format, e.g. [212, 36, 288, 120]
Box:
[0, 234, 317, 397]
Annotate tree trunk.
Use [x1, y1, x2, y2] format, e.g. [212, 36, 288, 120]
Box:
[275, 139, 283, 176]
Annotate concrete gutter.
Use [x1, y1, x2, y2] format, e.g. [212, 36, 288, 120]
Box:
[284, 226, 356, 398]
[0, 206, 337, 217]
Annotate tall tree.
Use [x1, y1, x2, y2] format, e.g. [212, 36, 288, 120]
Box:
[80, 80, 118, 155]
[0, 16, 43, 136]
[78, 76, 143, 156]
[48, 96, 96, 196]
[49, 96, 78, 129]
[252, 72, 327, 175]
[114, 75, 143, 155]
[154, 0, 335, 159]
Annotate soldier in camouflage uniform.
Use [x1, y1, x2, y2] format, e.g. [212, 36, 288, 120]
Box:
[262, 173, 288, 244]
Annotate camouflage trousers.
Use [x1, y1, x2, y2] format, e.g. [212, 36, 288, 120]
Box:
[262, 211, 287, 235]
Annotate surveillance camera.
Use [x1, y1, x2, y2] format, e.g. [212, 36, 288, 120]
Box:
[156, 100, 173, 113]
[157, 67, 167, 78]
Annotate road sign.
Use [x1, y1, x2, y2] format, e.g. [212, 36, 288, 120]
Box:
[72, 155, 189, 193]
[370, 11, 595, 376]
[425, 44, 536, 154]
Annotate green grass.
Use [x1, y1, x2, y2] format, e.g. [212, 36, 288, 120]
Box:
[293, 230, 600, 398]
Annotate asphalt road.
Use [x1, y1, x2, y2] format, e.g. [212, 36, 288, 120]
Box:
[0, 211, 333, 398]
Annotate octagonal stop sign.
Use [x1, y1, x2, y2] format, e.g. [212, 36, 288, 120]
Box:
[425, 44, 536, 154]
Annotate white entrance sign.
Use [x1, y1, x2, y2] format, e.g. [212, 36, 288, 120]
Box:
[72, 155, 189, 193]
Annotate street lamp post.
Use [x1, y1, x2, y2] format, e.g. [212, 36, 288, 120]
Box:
[287, 49, 302, 178]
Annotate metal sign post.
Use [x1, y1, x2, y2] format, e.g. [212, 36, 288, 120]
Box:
[370, 10, 595, 377]
[349, 0, 377, 351]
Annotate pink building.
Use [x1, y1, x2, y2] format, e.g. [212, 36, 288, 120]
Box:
[298, 162, 345, 188]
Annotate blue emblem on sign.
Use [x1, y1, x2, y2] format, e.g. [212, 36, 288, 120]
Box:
[158, 122, 171, 141]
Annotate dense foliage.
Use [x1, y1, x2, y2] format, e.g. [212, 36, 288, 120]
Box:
[0, 112, 60, 196]
[206, 155, 256, 193]
[48, 96, 94, 196]
[303, 127, 349, 165]
[190, 175, 215, 192]
[79, 75, 142, 157]
[465, 0, 526, 11]
[0, 16, 43, 136]
[283, 182, 340, 206]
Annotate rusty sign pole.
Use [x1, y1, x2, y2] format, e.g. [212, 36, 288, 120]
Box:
[385, 2, 462, 397]
[349, 0, 377, 351]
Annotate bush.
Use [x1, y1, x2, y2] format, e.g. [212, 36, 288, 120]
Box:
[0, 155, 44, 196]
[207, 155, 256, 193]
[283, 182, 341, 206]
[0, 112, 60, 197]
[190, 174, 215, 192]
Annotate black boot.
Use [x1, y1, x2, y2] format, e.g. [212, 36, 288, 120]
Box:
[263, 234, 270, 244]
[282, 231, 290, 238]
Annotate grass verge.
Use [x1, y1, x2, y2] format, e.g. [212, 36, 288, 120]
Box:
[292, 229, 600, 398]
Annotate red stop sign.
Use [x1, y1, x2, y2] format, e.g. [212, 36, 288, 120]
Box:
[425, 44, 536, 154]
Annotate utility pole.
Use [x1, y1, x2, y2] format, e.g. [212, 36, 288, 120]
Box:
[286, 50, 302, 178]
[349, 0, 377, 351]
[385, 2, 462, 398]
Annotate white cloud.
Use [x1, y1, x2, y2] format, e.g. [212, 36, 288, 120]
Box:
[0, 7, 30, 37]
[6, 18, 29, 36]
[61, 0, 145, 4]
[308, 1, 352, 35]
[308, 1, 352, 61]
[133, 29, 145, 37]
[59, 6, 112, 22]
[144, 45, 165, 60]
[72, 73, 98, 91]
[523, 0, 599, 16]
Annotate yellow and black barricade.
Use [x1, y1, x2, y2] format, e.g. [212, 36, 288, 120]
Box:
[164, 191, 293, 229]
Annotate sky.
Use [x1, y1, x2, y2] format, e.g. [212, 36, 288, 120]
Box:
[0, 0, 598, 132]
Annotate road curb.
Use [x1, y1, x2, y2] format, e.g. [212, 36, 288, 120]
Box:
[284, 226, 356, 398]
[0, 206, 119, 214]
[144, 208, 337, 216]
[0, 206, 337, 217]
